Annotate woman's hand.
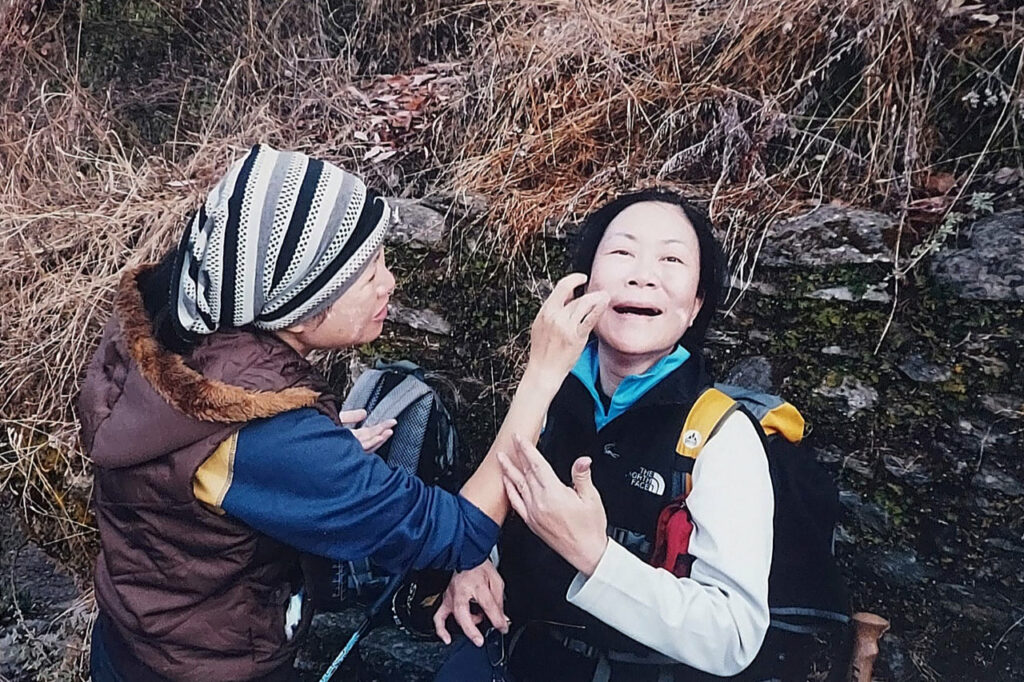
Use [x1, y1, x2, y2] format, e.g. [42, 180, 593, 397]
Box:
[527, 273, 609, 383]
[499, 434, 609, 576]
[339, 409, 396, 453]
[432, 560, 508, 647]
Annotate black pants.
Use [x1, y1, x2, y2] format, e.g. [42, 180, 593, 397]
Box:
[90, 614, 130, 682]
[434, 624, 816, 682]
[434, 626, 682, 682]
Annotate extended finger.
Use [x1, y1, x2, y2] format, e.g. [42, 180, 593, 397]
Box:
[502, 474, 529, 524]
[367, 421, 396, 438]
[354, 420, 396, 440]
[349, 426, 372, 443]
[453, 598, 486, 647]
[338, 408, 368, 426]
[512, 433, 559, 488]
[473, 582, 507, 634]
[350, 426, 377, 444]
[498, 453, 531, 518]
[364, 429, 394, 453]
[433, 599, 454, 644]
[549, 273, 589, 307]
[497, 451, 534, 506]
[565, 291, 610, 332]
[484, 573, 509, 634]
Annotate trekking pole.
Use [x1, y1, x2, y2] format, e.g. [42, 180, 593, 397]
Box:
[320, 572, 406, 682]
[847, 612, 889, 682]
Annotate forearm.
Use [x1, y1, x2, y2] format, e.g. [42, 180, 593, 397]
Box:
[566, 541, 768, 675]
[459, 363, 562, 525]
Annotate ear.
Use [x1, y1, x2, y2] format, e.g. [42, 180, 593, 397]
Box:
[689, 294, 704, 327]
[282, 319, 310, 335]
[283, 307, 329, 335]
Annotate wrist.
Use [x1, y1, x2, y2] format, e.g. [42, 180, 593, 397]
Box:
[521, 361, 567, 395]
[577, 535, 609, 578]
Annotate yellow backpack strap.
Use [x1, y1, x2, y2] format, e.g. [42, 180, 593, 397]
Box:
[760, 402, 805, 443]
[674, 388, 738, 496]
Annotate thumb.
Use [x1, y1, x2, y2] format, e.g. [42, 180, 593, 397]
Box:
[571, 457, 597, 499]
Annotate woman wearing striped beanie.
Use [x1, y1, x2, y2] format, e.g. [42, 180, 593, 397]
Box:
[79, 143, 608, 681]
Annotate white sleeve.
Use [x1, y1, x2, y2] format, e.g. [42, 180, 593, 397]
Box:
[565, 411, 774, 676]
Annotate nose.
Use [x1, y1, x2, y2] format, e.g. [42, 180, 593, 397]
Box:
[379, 264, 397, 297]
[627, 267, 657, 289]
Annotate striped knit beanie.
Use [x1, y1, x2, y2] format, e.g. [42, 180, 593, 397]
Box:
[171, 144, 392, 334]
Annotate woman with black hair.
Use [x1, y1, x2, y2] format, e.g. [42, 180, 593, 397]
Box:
[434, 191, 777, 681]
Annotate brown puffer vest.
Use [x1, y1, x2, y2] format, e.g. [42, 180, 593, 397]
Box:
[78, 265, 339, 682]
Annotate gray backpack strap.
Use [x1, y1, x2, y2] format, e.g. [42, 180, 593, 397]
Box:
[712, 382, 786, 421]
[364, 375, 433, 476]
[364, 375, 432, 427]
[341, 369, 387, 420]
[386, 396, 433, 476]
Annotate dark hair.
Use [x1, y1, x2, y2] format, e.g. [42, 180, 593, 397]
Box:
[569, 189, 726, 353]
[138, 246, 199, 356]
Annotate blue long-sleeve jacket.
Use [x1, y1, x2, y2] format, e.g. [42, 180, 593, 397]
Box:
[193, 407, 498, 573]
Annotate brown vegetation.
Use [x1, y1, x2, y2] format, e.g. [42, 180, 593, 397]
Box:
[0, 0, 1020, 678]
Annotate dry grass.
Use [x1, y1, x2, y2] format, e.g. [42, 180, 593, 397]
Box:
[0, 0, 446, 569]
[0, 0, 1021, 677]
[2, 0, 1019, 588]
[439, 0, 1023, 253]
[0, 2, 395, 674]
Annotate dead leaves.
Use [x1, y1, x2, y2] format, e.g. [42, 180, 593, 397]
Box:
[905, 171, 959, 234]
[345, 64, 463, 163]
[991, 166, 1022, 185]
[924, 172, 957, 196]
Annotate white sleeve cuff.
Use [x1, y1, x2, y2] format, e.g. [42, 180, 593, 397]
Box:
[565, 538, 635, 609]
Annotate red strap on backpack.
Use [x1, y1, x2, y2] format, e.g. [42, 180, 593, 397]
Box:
[650, 389, 738, 578]
[650, 498, 695, 578]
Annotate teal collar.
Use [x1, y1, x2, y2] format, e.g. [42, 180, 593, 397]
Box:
[570, 342, 690, 431]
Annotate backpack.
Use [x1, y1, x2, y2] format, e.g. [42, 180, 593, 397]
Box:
[344, 360, 462, 488]
[306, 360, 463, 614]
[651, 384, 850, 674]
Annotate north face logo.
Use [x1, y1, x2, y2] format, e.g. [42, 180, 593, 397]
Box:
[628, 467, 666, 496]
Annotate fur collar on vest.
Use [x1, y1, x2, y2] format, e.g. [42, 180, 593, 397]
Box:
[115, 264, 320, 423]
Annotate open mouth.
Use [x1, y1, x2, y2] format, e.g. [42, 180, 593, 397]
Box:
[613, 305, 662, 317]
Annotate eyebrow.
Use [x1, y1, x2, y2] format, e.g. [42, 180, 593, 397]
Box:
[605, 232, 689, 247]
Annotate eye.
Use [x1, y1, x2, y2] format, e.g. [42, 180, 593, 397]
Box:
[609, 249, 632, 256]
[663, 256, 685, 264]
[367, 250, 384, 282]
